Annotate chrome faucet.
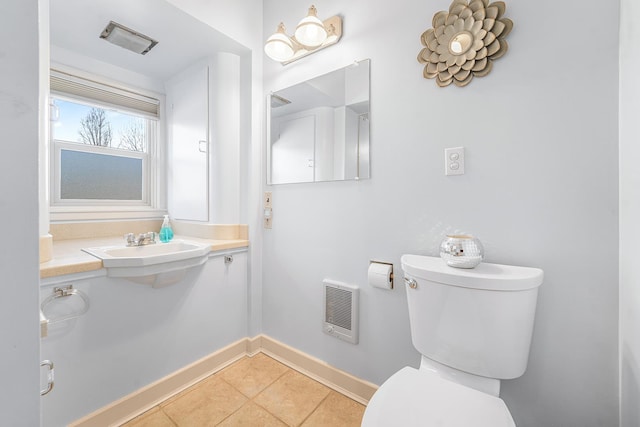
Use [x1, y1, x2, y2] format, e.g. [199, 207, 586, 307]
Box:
[124, 232, 157, 247]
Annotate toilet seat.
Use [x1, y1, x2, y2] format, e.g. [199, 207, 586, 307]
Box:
[362, 367, 516, 427]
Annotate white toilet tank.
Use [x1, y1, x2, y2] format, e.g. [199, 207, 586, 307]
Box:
[401, 255, 543, 380]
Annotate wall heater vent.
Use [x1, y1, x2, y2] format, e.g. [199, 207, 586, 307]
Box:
[323, 279, 359, 344]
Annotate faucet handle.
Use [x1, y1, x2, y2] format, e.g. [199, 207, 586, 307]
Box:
[124, 233, 135, 246]
[146, 231, 157, 243]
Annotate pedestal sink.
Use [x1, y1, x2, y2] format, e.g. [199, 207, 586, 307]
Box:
[83, 240, 211, 287]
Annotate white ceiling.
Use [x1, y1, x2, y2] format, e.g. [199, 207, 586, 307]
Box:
[50, 0, 248, 83]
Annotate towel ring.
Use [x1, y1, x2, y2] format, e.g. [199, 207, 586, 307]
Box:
[41, 285, 90, 325]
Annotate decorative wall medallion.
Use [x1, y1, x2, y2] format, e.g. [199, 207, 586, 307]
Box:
[417, 0, 513, 87]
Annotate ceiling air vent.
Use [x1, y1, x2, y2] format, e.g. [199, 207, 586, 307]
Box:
[100, 21, 158, 55]
[271, 94, 291, 109]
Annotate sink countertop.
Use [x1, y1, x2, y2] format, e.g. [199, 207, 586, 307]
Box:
[40, 235, 249, 279]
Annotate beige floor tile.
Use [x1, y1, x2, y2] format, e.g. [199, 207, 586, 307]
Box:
[301, 391, 365, 427]
[122, 406, 176, 427]
[217, 401, 288, 427]
[122, 355, 365, 427]
[162, 376, 248, 426]
[254, 370, 331, 427]
[218, 353, 290, 398]
[160, 369, 229, 409]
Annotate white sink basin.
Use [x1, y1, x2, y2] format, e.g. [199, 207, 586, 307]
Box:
[83, 240, 211, 287]
[84, 240, 211, 267]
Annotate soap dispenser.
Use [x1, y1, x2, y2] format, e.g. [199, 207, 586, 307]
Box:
[159, 215, 174, 243]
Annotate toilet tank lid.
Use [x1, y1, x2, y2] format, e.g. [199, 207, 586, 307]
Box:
[401, 255, 543, 291]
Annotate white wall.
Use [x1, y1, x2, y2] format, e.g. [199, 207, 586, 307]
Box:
[40, 253, 248, 426]
[262, 1, 619, 426]
[619, 0, 639, 425]
[39, 0, 51, 238]
[50, 47, 166, 94]
[0, 1, 43, 425]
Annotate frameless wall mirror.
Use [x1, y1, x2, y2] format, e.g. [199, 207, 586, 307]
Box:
[267, 59, 370, 185]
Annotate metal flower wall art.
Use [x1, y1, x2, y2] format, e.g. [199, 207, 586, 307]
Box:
[417, 0, 513, 87]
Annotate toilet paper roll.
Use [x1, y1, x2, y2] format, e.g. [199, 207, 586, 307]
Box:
[368, 262, 393, 290]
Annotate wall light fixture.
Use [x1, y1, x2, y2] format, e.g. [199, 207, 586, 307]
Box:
[264, 5, 342, 65]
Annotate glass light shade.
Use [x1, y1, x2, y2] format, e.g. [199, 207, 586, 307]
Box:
[294, 6, 327, 47]
[100, 21, 158, 55]
[264, 24, 295, 62]
[106, 27, 153, 54]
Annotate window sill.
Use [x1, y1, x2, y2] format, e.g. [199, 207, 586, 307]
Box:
[50, 207, 167, 222]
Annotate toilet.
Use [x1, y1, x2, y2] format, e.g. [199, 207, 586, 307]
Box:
[362, 254, 543, 426]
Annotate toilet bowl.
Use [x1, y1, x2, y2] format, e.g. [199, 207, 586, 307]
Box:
[362, 255, 543, 427]
[362, 367, 515, 427]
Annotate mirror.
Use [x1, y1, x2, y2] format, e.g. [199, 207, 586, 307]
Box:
[267, 59, 370, 185]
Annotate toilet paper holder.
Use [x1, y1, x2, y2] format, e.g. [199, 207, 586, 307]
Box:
[368, 260, 394, 290]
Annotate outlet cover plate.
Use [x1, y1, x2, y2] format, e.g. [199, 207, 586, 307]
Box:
[445, 147, 465, 176]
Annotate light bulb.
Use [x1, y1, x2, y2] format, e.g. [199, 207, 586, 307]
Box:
[264, 23, 295, 62]
[294, 5, 327, 47]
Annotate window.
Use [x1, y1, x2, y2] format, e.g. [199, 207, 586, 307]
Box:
[49, 70, 164, 220]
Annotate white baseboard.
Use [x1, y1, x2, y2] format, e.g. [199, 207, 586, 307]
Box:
[69, 339, 248, 427]
[257, 335, 378, 405]
[70, 335, 378, 426]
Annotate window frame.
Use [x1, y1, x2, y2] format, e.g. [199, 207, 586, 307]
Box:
[49, 68, 166, 221]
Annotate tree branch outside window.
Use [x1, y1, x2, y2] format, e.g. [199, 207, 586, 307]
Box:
[78, 107, 112, 147]
[118, 119, 145, 152]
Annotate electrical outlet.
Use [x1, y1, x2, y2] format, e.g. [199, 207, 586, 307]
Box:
[264, 207, 273, 229]
[445, 147, 465, 176]
[264, 191, 273, 208]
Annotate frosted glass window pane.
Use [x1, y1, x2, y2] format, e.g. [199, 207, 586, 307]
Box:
[60, 150, 142, 200]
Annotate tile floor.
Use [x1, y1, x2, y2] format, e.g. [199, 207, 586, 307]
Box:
[122, 353, 366, 427]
